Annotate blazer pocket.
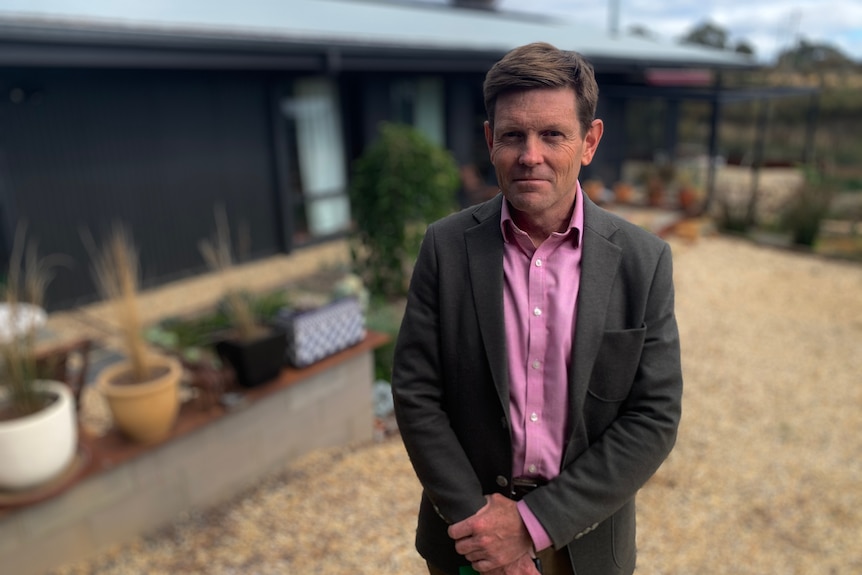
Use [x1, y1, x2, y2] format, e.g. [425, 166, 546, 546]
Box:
[587, 325, 646, 402]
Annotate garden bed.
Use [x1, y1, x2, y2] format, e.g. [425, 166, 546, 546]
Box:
[0, 331, 388, 575]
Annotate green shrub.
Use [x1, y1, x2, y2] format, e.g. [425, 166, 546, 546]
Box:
[365, 298, 405, 382]
[781, 164, 837, 247]
[349, 122, 458, 299]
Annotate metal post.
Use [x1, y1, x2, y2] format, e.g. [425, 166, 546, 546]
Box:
[608, 0, 620, 36]
[802, 91, 820, 165]
[703, 74, 723, 213]
[665, 99, 680, 163]
[747, 98, 771, 227]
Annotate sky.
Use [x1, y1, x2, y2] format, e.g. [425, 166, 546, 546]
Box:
[1, 0, 859, 64]
[494, 0, 862, 63]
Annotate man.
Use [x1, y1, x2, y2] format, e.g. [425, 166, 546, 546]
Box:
[391, 42, 682, 575]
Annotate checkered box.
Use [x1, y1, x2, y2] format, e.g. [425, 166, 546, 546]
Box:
[273, 297, 366, 368]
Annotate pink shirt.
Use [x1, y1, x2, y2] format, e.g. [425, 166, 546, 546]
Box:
[501, 186, 584, 551]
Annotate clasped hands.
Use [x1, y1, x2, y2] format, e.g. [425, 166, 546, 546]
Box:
[448, 493, 540, 574]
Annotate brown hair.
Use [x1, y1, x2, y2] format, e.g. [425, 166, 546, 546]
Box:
[483, 42, 599, 137]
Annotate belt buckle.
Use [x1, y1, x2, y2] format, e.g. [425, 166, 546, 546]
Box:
[512, 477, 539, 490]
[511, 477, 540, 500]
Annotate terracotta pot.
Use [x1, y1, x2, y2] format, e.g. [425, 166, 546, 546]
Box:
[678, 186, 698, 213]
[647, 177, 665, 207]
[97, 354, 181, 444]
[583, 179, 605, 204]
[0, 381, 77, 490]
[613, 182, 634, 205]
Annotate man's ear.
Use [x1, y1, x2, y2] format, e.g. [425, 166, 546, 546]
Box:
[484, 121, 494, 155]
[581, 119, 604, 166]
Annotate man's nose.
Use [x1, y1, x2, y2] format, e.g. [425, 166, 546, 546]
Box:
[519, 135, 543, 166]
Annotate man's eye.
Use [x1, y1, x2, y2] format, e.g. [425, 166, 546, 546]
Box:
[544, 131, 564, 138]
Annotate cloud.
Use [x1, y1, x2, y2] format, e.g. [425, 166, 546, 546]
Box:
[497, 0, 862, 62]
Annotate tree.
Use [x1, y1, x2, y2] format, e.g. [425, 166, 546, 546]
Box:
[734, 40, 755, 56]
[680, 21, 729, 49]
[628, 24, 657, 40]
[451, 0, 498, 9]
[777, 39, 852, 70]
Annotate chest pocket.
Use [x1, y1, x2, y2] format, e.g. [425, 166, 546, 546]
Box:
[587, 324, 646, 402]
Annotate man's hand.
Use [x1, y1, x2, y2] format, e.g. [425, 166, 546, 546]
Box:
[447, 493, 534, 572]
[486, 554, 542, 575]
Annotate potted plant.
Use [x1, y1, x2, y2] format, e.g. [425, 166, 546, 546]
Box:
[145, 320, 229, 411]
[199, 207, 286, 387]
[612, 181, 635, 205]
[88, 225, 182, 444]
[583, 179, 606, 205]
[641, 162, 675, 208]
[273, 277, 367, 369]
[0, 225, 78, 490]
[675, 171, 701, 215]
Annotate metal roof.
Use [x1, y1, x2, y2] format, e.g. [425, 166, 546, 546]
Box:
[0, 0, 754, 70]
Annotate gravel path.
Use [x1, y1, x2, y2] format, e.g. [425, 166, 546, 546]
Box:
[51, 234, 862, 575]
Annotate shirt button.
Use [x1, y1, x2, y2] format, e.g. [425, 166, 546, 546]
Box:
[535, 259, 542, 267]
[532, 360, 541, 370]
[530, 412, 538, 422]
[528, 464, 537, 474]
[533, 307, 542, 316]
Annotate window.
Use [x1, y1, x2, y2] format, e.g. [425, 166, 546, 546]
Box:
[390, 77, 445, 146]
[281, 77, 350, 241]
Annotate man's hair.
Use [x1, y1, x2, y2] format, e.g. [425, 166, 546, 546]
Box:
[483, 42, 599, 137]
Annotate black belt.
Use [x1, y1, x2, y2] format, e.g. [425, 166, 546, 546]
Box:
[510, 477, 547, 501]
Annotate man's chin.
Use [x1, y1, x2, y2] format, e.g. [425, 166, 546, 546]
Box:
[504, 193, 547, 214]
[504, 185, 549, 204]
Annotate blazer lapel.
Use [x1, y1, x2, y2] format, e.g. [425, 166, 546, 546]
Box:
[465, 196, 510, 416]
[567, 199, 622, 457]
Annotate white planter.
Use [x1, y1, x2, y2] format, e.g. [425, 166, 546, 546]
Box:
[0, 381, 78, 491]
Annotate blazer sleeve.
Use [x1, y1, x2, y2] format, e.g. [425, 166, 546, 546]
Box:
[391, 223, 487, 524]
[524, 239, 683, 548]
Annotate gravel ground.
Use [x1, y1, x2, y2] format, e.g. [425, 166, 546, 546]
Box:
[51, 234, 862, 575]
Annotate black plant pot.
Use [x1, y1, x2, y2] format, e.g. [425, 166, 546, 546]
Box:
[215, 326, 287, 388]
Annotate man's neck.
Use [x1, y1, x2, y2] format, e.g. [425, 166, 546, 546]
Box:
[509, 199, 577, 247]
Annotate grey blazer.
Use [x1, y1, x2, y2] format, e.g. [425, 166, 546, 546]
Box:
[392, 193, 683, 575]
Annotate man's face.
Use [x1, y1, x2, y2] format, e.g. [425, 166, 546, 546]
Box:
[485, 87, 602, 226]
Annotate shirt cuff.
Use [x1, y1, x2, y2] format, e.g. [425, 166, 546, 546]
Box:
[516, 499, 553, 552]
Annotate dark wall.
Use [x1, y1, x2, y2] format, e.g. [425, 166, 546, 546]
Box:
[591, 92, 627, 185]
[0, 68, 284, 310]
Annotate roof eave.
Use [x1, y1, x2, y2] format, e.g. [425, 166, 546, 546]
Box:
[0, 17, 757, 72]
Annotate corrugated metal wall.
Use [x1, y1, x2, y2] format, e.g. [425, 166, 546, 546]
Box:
[0, 68, 285, 310]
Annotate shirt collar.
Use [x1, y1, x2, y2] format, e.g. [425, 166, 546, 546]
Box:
[500, 181, 584, 247]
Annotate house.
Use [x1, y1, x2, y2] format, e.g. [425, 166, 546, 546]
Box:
[0, 0, 759, 309]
